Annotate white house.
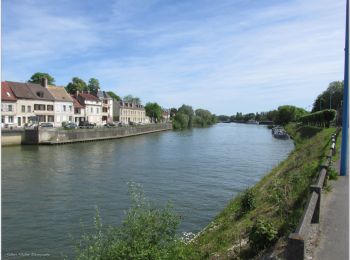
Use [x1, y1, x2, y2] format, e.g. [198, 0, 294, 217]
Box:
[47, 85, 74, 127]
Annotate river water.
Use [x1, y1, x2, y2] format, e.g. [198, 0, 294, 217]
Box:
[2, 123, 294, 258]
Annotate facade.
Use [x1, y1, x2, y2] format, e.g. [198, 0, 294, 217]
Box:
[162, 108, 170, 122]
[47, 86, 74, 127]
[113, 101, 147, 124]
[1, 83, 17, 127]
[75, 91, 102, 125]
[3, 80, 55, 126]
[96, 91, 113, 123]
[71, 95, 85, 123]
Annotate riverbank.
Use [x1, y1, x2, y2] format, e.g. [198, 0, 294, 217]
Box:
[191, 124, 337, 259]
[1, 123, 172, 146]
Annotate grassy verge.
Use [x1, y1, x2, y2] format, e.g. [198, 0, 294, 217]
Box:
[191, 124, 337, 259]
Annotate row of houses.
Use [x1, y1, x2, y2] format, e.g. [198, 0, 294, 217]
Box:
[1, 79, 156, 128]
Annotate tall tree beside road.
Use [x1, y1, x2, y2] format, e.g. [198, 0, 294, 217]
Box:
[28, 72, 55, 85]
[87, 78, 100, 94]
[145, 102, 162, 123]
[65, 77, 88, 94]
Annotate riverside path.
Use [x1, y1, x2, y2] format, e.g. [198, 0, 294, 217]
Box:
[313, 160, 349, 260]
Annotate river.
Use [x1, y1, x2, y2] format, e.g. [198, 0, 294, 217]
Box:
[2, 123, 294, 258]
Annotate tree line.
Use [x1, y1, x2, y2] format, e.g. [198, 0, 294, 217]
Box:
[217, 80, 344, 127]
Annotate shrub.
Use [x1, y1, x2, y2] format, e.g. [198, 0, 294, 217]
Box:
[75, 183, 198, 259]
[328, 168, 338, 180]
[248, 218, 277, 252]
[240, 188, 256, 214]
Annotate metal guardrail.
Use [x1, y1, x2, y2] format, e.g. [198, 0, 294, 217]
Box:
[286, 129, 340, 260]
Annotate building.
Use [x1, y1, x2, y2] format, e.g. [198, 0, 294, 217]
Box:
[47, 85, 74, 127]
[71, 95, 85, 123]
[75, 91, 102, 125]
[162, 108, 170, 122]
[96, 91, 113, 123]
[3, 80, 55, 126]
[113, 100, 147, 124]
[1, 82, 17, 127]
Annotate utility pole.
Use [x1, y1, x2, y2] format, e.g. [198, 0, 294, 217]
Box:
[341, 0, 349, 176]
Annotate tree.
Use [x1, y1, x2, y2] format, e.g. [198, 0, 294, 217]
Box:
[275, 105, 308, 125]
[177, 105, 194, 127]
[173, 113, 189, 130]
[145, 102, 162, 123]
[28, 72, 55, 85]
[312, 81, 344, 112]
[65, 77, 88, 94]
[170, 108, 177, 118]
[87, 78, 100, 94]
[124, 95, 141, 104]
[107, 91, 121, 101]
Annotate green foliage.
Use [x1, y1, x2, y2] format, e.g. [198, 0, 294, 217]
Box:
[275, 105, 308, 125]
[123, 95, 141, 104]
[193, 109, 216, 127]
[300, 109, 336, 128]
[328, 168, 338, 180]
[248, 218, 277, 252]
[217, 115, 230, 122]
[75, 183, 197, 259]
[28, 72, 55, 85]
[312, 81, 344, 112]
[240, 188, 256, 214]
[169, 108, 177, 118]
[172, 113, 189, 130]
[145, 102, 162, 123]
[87, 78, 100, 94]
[173, 105, 216, 129]
[66, 77, 88, 94]
[178, 105, 194, 127]
[107, 91, 121, 101]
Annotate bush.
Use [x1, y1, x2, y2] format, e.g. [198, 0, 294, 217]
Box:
[240, 188, 256, 214]
[248, 218, 277, 252]
[328, 168, 338, 180]
[75, 183, 197, 259]
[300, 109, 336, 128]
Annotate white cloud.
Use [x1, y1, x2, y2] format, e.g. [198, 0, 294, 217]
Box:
[2, 0, 346, 114]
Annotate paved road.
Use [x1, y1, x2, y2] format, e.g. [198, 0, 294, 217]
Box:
[314, 161, 349, 260]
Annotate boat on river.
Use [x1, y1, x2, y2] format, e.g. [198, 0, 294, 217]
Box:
[272, 126, 289, 139]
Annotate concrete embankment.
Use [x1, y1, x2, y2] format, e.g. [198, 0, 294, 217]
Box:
[1, 123, 172, 146]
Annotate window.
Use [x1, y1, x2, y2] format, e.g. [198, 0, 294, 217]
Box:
[47, 116, 54, 122]
[47, 105, 54, 111]
[37, 115, 46, 122]
[8, 105, 13, 112]
[27, 106, 31, 113]
[36, 91, 44, 98]
[63, 105, 66, 112]
[8, 116, 13, 123]
[69, 116, 73, 121]
[34, 104, 46, 111]
[22, 105, 25, 113]
[96, 108, 99, 113]
[69, 106, 72, 112]
[23, 117, 26, 124]
[1, 116, 4, 123]
[91, 107, 93, 113]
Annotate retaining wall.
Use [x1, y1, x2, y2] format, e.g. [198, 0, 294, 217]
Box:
[25, 123, 173, 145]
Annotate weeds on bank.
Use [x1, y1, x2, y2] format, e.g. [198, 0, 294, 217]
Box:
[193, 125, 336, 259]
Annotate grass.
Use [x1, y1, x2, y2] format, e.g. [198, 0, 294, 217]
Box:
[191, 124, 337, 259]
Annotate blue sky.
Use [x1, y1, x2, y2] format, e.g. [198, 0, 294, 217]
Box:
[2, 0, 346, 114]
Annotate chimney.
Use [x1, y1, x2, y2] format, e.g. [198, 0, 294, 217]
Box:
[41, 77, 48, 88]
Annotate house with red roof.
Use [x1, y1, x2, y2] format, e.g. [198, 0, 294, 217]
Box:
[74, 91, 102, 125]
[71, 95, 85, 123]
[1, 82, 17, 127]
[3, 79, 55, 126]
